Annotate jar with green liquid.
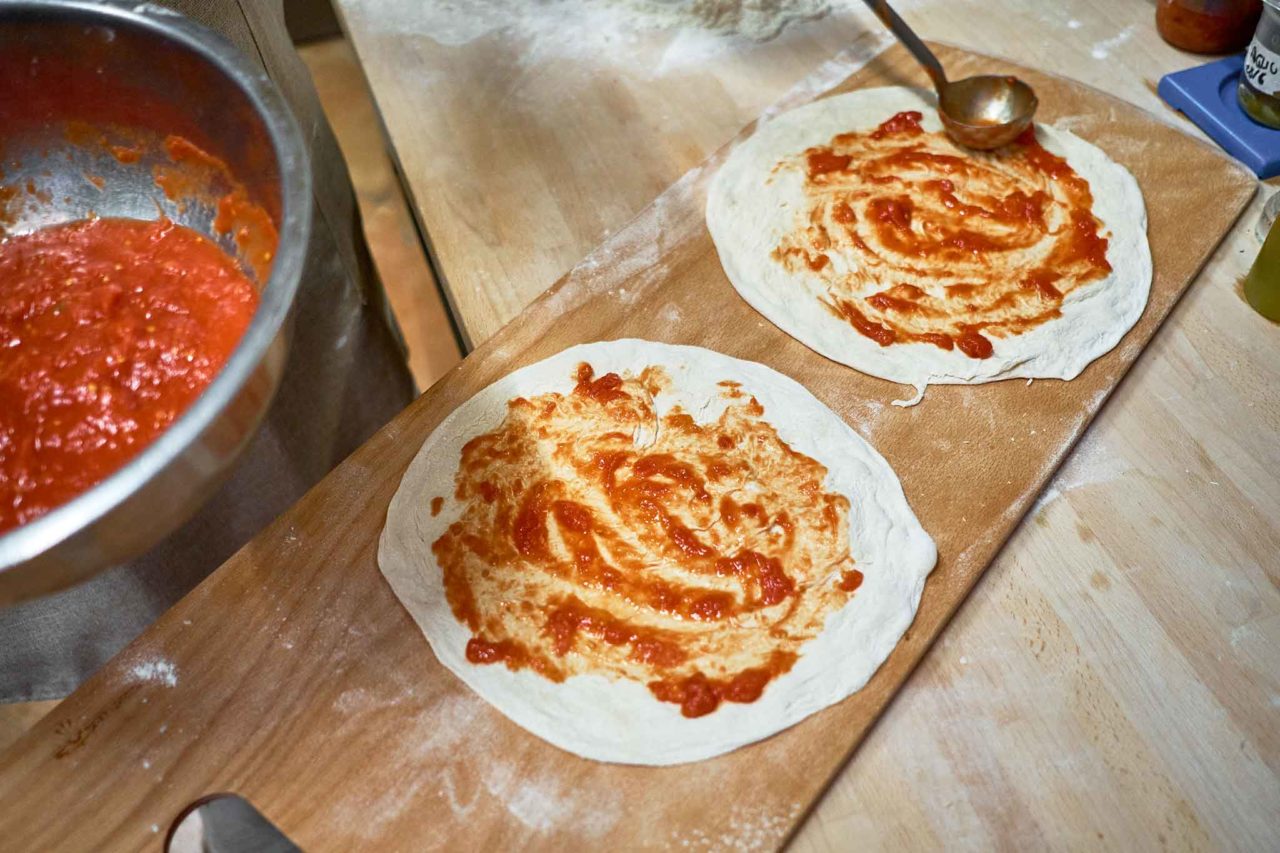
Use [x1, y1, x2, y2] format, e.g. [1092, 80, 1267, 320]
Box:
[1244, 195, 1280, 321]
[1239, 0, 1280, 127]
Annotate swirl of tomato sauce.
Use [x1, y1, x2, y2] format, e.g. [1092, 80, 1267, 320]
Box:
[431, 364, 863, 718]
[773, 111, 1112, 358]
[0, 218, 258, 532]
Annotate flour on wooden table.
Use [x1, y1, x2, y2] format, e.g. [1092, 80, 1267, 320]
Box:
[355, 0, 830, 46]
[343, 0, 863, 78]
[1032, 427, 1132, 513]
[1090, 24, 1136, 60]
[619, 0, 830, 40]
[125, 657, 178, 688]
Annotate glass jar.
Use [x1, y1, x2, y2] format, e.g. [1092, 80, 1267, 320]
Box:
[1157, 0, 1262, 54]
[1239, 0, 1280, 127]
[1243, 199, 1280, 321]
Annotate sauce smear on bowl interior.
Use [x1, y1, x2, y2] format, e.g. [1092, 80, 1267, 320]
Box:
[0, 217, 258, 533]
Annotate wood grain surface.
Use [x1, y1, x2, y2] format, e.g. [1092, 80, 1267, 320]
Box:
[335, 1, 1280, 846]
[0, 45, 1265, 851]
[334, 0, 1240, 348]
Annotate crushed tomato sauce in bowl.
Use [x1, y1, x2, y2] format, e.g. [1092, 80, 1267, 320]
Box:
[0, 217, 259, 533]
[0, 3, 309, 602]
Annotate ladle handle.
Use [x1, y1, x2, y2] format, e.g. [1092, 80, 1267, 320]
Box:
[860, 0, 948, 94]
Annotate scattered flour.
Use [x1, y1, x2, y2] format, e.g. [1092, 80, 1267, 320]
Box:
[845, 397, 887, 441]
[354, 0, 831, 47]
[324, 692, 622, 841]
[670, 801, 803, 850]
[1032, 427, 1132, 513]
[544, 15, 890, 324]
[324, 694, 481, 840]
[479, 759, 621, 836]
[504, 781, 569, 833]
[338, 0, 913, 78]
[439, 705, 621, 837]
[333, 687, 376, 716]
[439, 770, 479, 819]
[1090, 24, 1135, 60]
[127, 658, 178, 688]
[619, 0, 831, 40]
[757, 27, 896, 122]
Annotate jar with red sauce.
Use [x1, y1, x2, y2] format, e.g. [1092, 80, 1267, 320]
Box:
[1156, 0, 1262, 53]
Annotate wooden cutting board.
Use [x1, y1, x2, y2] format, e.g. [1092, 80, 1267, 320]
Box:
[0, 45, 1255, 851]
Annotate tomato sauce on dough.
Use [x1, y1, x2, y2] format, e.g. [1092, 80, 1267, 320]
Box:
[432, 363, 864, 717]
[0, 218, 258, 532]
[774, 111, 1112, 358]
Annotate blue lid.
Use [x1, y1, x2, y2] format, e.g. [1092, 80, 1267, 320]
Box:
[1158, 54, 1280, 179]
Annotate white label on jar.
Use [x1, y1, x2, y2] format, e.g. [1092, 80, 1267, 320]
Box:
[1244, 38, 1280, 96]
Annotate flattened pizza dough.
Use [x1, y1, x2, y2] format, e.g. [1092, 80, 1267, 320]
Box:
[379, 340, 935, 765]
[706, 87, 1152, 388]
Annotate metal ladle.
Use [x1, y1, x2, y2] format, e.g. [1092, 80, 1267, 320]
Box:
[861, 0, 1038, 149]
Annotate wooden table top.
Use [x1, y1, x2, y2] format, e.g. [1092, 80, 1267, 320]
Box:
[333, 1, 1280, 847]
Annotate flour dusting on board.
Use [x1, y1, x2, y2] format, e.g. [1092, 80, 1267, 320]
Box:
[552, 163, 707, 310]
[670, 801, 803, 850]
[323, 693, 488, 840]
[333, 687, 375, 715]
[1032, 425, 1132, 513]
[844, 397, 887, 442]
[323, 691, 622, 841]
[126, 658, 178, 687]
[480, 759, 623, 836]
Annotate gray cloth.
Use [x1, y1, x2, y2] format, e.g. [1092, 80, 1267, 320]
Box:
[0, 0, 416, 702]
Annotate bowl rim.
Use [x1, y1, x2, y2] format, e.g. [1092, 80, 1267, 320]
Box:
[0, 0, 313, 575]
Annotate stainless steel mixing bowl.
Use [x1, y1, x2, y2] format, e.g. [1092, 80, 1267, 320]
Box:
[0, 1, 311, 603]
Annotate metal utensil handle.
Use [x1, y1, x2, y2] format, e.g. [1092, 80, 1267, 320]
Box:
[860, 0, 948, 93]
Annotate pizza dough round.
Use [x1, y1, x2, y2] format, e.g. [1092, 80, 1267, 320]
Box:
[379, 340, 935, 765]
[706, 87, 1152, 388]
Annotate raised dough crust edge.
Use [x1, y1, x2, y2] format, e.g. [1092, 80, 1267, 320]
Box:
[379, 340, 937, 765]
[705, 87, 1153, 388]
